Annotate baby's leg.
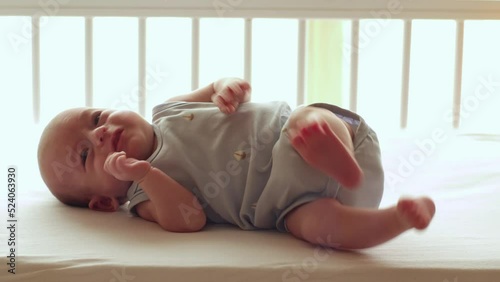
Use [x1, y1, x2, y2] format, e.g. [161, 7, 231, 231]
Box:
[286, 106, 362, 188]
[285, 197, 435, 249]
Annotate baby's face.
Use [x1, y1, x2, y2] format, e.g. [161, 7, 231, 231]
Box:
[41, 108, 156, 204]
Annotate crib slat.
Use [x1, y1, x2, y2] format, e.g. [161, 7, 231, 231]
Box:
[349, 20, 359, 113]
[244, 18, 252, 84]
[85, 17, 93, 107]
[400, 20, 413, 129]
[191, 18, 200, 90]
[139, 17, 146, 116]
[297, 19, 306, 106]
[32, 16, 40, 123]
[453, 20, 465, 129]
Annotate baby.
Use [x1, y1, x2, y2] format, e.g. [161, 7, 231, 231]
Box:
[38, 77, 435, 250]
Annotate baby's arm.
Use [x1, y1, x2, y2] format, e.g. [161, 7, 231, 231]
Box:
[137, 166, 206, 232]
[104, 152, 206, 232]
[168, 77, 251, 114]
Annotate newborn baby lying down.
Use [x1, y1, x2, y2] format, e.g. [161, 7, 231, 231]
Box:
[38, 77, 435, 250]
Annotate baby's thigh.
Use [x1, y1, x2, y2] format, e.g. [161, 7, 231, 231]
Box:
[336, 129, 384, 209]
[254, 129, 337, 231]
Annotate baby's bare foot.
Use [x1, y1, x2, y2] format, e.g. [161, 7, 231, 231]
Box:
[290, 118, 363, 189]
[397, 197, 436, 230]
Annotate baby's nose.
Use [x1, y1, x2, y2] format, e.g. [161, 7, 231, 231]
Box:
[91, 126, 108, 147]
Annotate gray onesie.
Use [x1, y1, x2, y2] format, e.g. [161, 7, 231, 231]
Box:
[127, 101, 384, 232]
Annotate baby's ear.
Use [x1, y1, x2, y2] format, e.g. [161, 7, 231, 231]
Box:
[89, 196, 119, 212]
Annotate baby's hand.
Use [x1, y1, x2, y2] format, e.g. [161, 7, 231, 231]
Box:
[104, 151, 151, 182]
[212, 79, 251, 114]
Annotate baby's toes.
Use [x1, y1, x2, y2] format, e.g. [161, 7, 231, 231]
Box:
[291, 134, 306, 148]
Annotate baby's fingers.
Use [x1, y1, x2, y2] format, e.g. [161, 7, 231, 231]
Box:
[229, 81, 251, 102]
[219, 86, 246, 113]
[120, 157, 145, 171]
[104, 152, 124, 172]
[104, 152, 128, 178]
[223, 84, 243, 104]
[239, 81, 251, 92]
[103, 152, 150, 182]
[213, 94, 235, 114]
[226, 82, 244, 97]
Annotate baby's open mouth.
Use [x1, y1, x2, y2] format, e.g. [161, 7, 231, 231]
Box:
[112, 129, 123, 152]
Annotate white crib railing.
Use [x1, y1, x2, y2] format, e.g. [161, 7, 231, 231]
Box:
[2, 0, 500, 19]
[1, 0, 500, 129]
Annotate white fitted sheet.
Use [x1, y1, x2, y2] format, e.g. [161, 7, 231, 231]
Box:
[1, 133, 499, 282]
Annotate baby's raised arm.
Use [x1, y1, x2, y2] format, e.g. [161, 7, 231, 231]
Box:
[104, 152, 206, 232]
[168, 77, 251, 114]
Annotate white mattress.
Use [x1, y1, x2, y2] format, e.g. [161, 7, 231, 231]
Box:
[1, 133, 500, 282]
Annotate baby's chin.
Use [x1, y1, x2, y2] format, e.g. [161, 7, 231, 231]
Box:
[122, 137, 156, 160]
[127, 137, 156, 161]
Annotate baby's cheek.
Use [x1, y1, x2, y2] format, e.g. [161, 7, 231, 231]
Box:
[104, 177, 128, 195]
[128, 136, 148, 160]
[96, 155, 110, 174]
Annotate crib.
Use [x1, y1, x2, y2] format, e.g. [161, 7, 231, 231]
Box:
[1, 1, 500, 281]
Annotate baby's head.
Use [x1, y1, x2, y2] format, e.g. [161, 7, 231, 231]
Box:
[38, 108, 156, 212]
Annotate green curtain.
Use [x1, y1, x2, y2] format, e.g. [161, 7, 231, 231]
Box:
[306, 20, 343, 105]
